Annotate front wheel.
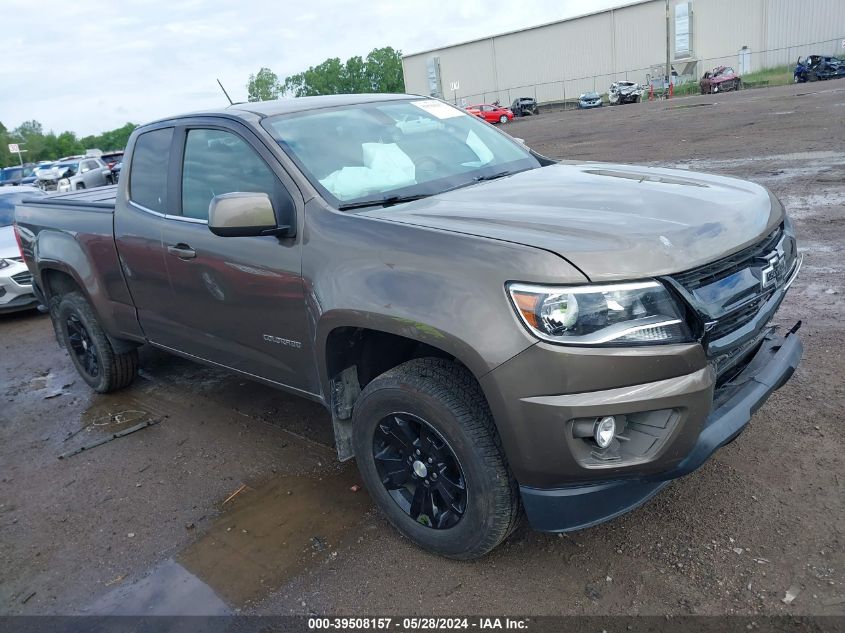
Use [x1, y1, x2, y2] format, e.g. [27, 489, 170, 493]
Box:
[56, 292, 138, 393]
[499, 114, 508, 124]
[352, 358, 521, 559]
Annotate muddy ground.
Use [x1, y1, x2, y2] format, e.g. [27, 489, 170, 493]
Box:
[1, 81, 843, 617]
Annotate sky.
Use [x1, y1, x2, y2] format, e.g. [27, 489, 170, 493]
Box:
[1, 0, 637, 137]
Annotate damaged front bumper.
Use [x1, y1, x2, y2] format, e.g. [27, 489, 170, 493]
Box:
[518, 325, 803, 532]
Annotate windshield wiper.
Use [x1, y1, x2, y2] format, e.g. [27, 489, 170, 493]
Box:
[473, 170, 513, 183]
[337, 194, 431, 211]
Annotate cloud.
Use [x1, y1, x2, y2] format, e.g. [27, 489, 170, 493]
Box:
[0, 0, 635, 136]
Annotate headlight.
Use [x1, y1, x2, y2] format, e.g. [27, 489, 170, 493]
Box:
[508, 280, 692, 346]
[0, 259, 9, 270]
[58, 178, 70, 186]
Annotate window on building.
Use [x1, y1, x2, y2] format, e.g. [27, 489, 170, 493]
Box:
[675, 2, 692, 59]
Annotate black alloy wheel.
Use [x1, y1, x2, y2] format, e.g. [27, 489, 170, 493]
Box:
[373, 412, 467, 529]
[66, 313, 99, 378]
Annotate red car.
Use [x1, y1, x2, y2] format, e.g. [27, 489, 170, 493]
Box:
[466, 103, 514, 124]
[699, 66, 742, 94]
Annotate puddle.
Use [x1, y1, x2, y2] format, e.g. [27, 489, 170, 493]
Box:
[178, 467, 371, 606]
[58, 396, 167, 457]
[91, 467, 372, 613]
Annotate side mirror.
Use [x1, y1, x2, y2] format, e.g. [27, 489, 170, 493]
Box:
[208, 192, 290, 237]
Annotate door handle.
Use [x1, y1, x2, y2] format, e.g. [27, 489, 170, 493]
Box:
[167, 244, 196, 260]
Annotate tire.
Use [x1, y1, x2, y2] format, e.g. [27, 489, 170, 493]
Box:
[808, 71, 818, 82]
[352, 358, 521, 559]
[735, 79, 742, 91]
[76, 183, 86, 190]
[56, 292, 138, 393]
[499, 114, 508, 124]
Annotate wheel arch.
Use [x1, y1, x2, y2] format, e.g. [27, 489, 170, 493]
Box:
[317, 313, 498, 461]
[40, 267, 139, 354]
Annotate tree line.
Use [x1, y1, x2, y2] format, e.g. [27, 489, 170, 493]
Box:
[0, 121, 138, 168]
[247, 46, 405, 101]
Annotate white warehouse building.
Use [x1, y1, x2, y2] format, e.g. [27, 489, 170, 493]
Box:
[402, 0, 845, 106]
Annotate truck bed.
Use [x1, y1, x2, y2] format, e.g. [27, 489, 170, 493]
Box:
[32, 185, 118, 210]
[15, 183, 144, 342]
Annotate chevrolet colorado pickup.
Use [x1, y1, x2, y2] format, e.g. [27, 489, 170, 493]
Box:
[14, 94, 803, 559]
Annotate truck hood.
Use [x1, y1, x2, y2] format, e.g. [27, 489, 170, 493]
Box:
[362, 163, 782, 281]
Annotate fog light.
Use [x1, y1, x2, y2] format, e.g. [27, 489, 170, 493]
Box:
[594, 416, 616, 449]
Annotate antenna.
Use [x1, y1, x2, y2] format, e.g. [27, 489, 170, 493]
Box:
[216, 78, 234, 105]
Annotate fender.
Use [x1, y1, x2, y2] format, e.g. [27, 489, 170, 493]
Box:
[303, 201, 590, 403]
[34, 228, 144, 344]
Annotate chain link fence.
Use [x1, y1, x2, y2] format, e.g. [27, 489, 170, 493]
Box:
[446, 36, 845, 112]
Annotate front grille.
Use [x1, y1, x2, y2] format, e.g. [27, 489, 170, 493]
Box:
[11, 271, 32, 286]
[673, 225, 784, 290]
[708, 293, 770, 340]
[668, 222, 797, 374]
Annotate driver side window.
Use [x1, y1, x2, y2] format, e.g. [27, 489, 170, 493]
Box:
[181, 128, 280, 221]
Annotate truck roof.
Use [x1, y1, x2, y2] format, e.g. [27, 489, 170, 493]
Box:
[145, 93, 423, 128]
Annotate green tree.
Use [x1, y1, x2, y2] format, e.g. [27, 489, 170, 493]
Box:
[0, 122, 12, 167]
[365, 47, 405, 93]
[247, 67, 281, 102]
[278, 46, 406, 97]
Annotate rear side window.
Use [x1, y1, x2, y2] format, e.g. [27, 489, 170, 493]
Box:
[181, 128, 280, 221]
[130, 128, 173, 212]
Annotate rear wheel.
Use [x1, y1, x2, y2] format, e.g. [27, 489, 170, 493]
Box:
[352, 358, 521, 559]
[56, 292, 138, 393]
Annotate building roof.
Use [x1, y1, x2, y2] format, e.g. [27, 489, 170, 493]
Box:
[403, 0, 653, 59]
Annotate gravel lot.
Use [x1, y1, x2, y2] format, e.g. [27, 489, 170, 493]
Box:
[1, 81, 843, 617]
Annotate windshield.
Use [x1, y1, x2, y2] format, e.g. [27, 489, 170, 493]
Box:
[0, 189, 45, 226]
[582, 92, 599, 99]
[1, 168, 23, 181]
[264, 98, 540, 207]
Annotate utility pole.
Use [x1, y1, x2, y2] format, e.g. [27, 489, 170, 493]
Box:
[665, 0, 671, 98]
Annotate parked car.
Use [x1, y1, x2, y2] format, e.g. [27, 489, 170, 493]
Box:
[466, 103, 514, 124]
[700, 66, 742, 93]
[16, 94, 802, 559]
[36, 157, 111, 192]
[111, 160, 124, 183]
[608, 81, 643, 105]
[0, 185, 45, 313]
[578, 92, 603, 109]
[100, 151, 124, 170]
[0, 165, 37, 187]
[793, 55, 845, 82]
[510, 97, 539, 117]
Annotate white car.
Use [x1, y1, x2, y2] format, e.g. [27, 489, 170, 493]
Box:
[608, 81, 644, 105]
[0, 186, 45, 313]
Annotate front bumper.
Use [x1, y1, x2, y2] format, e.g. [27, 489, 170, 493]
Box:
[517, 327, 802, 531]
[0, 262, 39, 313]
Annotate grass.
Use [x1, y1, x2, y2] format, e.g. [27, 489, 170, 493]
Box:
[741, 64, 794, 87]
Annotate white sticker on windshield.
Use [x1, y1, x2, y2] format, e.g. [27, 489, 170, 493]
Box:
[411, 99, 465, 119]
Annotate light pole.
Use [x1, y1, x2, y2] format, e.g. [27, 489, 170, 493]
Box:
[665, 0, 671, 98]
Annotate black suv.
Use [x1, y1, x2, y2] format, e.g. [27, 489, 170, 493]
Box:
[510, 97, 539, 117]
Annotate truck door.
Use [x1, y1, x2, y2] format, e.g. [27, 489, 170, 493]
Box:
[157, 123, 315, 395]
[114, 126, 175, 345]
